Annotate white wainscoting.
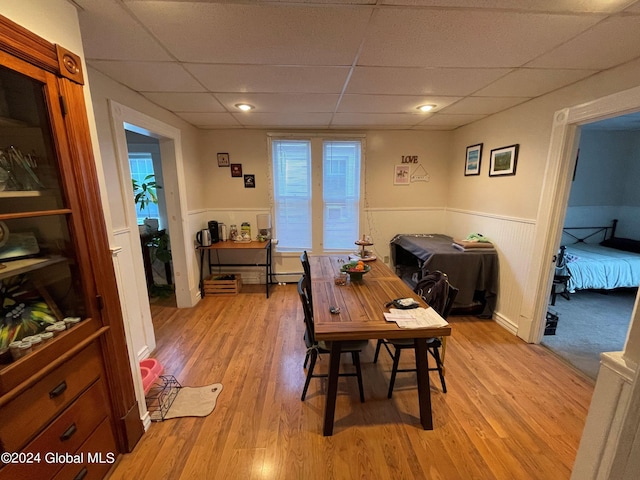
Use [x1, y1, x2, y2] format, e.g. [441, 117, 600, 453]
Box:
[189, 207, 536, 335]
[363, 207, 447, 264]
[189, 208, 273, 288]
[446, 209, 537, 335]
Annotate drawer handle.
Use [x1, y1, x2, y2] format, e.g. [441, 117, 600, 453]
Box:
[60, 423, 77, 441]
[73, 467, 88, 480]
[49, 380, 68, 398]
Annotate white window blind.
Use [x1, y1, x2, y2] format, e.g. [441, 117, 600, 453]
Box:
[323, 141, 361, 251]
[272, 140, 312, 252]
[271, 137, 363, 253]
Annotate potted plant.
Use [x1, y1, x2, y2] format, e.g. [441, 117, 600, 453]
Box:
[132, 174, 160, 232]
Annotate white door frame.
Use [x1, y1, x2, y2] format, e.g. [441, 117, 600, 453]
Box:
[525, 85, 640, 343]
[108, 100, 194, 309]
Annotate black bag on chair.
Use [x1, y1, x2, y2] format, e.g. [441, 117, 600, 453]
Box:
[414, 270, 450, 315]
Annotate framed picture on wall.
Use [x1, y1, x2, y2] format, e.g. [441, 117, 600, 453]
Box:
[465, 143, 483, 176]
[244, 174, 255, 188]
[217, 152, 230, 167]
[394, 165, 411, 185]
[489, 144, 519, 177]
[230, 164, 242, 177]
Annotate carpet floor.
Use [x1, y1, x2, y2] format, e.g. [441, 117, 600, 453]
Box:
[541, 288, 637, 379]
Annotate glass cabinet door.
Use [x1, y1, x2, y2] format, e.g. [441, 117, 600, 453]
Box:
[0, 59, 90, 369]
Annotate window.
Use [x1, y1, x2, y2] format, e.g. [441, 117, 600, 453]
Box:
[271, 137, 363, 253]
[129, 151, 159, 225]
[323, 141, 361, 250]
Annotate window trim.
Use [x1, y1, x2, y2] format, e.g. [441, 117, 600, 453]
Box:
[267, 133, 366, 255]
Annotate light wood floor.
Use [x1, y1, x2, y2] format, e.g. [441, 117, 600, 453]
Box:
[108, 284, 594, 480]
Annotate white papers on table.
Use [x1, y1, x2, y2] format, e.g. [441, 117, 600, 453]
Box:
[383, 307, 449, 329]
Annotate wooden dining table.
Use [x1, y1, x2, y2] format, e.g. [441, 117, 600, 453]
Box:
[310, 255, 452, 436]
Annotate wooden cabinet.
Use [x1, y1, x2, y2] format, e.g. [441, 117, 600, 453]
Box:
[0, 14, 142, 479]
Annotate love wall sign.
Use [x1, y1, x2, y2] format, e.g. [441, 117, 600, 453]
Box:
[395, 155, 430, 183]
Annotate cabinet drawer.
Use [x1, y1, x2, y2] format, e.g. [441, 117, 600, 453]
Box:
[52, 418, 117, 480]
[0, 378, 108, 480]
[0, 342, 102, 453]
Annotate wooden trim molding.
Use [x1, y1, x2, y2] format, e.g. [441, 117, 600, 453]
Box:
[56, 44, 84, 84]
[0, 11, 139, 453]
[0, 13, 84, 84]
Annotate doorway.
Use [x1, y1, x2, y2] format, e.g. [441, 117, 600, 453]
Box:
[109, 100, 195, 310]
[530, 87, 640, 367]
[540, 118, 640, 378]
[126, 130, 174, 300]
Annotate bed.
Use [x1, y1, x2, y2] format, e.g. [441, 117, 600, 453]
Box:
[560, 219, 640, 293]
[390, 234, 499, 318]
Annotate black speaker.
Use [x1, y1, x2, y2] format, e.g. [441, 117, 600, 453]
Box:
[208, 220, 220, 243]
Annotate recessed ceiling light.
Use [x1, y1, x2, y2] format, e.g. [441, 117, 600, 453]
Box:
[235, 103, 254, 111]
[417, 104, 436, 112]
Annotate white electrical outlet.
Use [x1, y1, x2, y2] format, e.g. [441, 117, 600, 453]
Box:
[384, 256, 389, 263]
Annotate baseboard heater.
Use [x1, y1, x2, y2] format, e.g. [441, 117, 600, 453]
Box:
[272, 271, 304, 284]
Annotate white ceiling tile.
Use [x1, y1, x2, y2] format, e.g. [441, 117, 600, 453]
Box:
[359, 9, 603, 67]
[474, 68, 597, 97]
[184, 64, 350, 94]
[332, 113, 425, 126]
[88, 61, 205, 92]
[417, 113, 487, 127]
[527, 15, 640, 69]
[337, 94, 461, 113]
[141, 93, 226, 112]
[175, 112, 242, 128]
[215, 93, 340, 113]
[442, 96, 530, 115]
[380, 0, 635, 13]
[346, 67, 513, 96]
[127, 2, 373, 64]
[411, 124, 458, 131]
[79, 1, 640, 129]
[254, 0, 377, 3]
[233, 112, 333, 127]
[75, 0, 173, 61]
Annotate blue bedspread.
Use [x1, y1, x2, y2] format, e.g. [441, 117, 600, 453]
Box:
[566, 243, 640, 292]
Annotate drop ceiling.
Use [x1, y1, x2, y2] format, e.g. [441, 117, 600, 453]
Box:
[72, 0, 640, 130]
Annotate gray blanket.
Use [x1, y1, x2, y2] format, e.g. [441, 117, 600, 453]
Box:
[390, 234, 499, 317]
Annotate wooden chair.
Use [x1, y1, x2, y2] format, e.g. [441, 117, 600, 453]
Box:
[374, 279, 458, 398]
[300, 251, 312, 311]
[297, 276, 367, 402]
[550, 245, 571, 306]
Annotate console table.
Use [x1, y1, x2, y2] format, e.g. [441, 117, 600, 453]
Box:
[198, 240, 273, 298]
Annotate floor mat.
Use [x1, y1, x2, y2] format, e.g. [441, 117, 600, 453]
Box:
[161, 383, 223, 420]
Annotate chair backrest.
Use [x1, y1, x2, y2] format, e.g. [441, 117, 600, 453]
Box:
[297, 276, 316, 348]
[415, 270, 457, 319]
[300, 251, 313, 309]
[300, 251, 311, 278]
[555, 245, 571, 278]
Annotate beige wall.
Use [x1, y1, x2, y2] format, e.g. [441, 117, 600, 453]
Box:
[197, 128, 453, 275]
[88, 67, 203, 229]
[451, 57, 640, 218]
[449, 57, 640, 335]
[199, 129, 452, 210]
